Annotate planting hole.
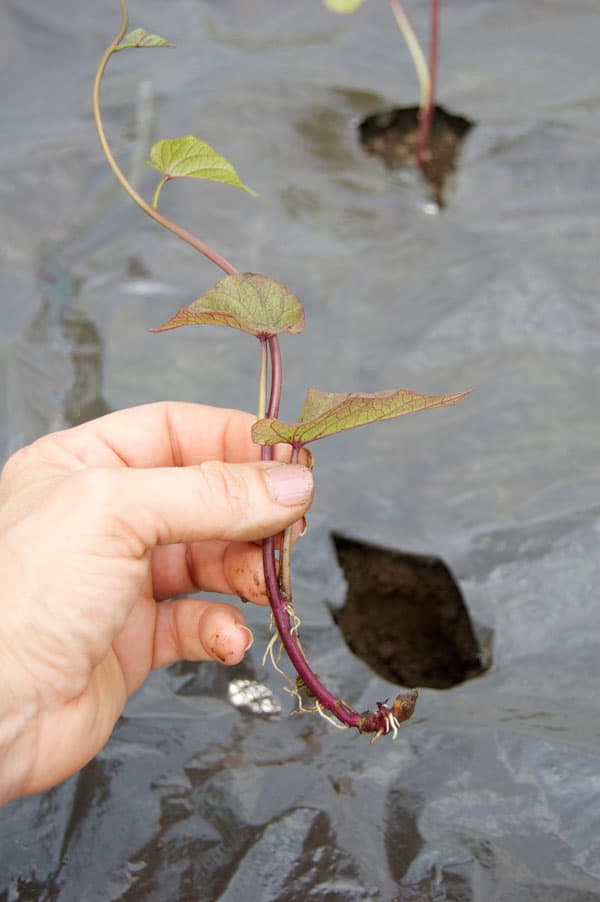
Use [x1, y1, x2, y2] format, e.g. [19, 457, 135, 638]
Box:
[358, 104, 474, 207]
[332, 534, 489, 690]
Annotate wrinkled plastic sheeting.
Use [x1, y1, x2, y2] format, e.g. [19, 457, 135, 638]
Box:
[2, 0, 600, 898]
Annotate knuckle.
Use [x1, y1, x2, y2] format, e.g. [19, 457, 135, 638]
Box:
[197, 461, 250, 529]
[1, 444, 35, 481]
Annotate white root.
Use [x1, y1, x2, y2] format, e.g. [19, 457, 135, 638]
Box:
[370, 711, 402, 743]
[315, 700, 349, 730]
[261, 614, 291, 682]
[387, 712, 401, 740]
[262, 601, 306, 683]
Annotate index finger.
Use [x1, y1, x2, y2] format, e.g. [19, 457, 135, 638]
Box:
[45, 402, 264, 469]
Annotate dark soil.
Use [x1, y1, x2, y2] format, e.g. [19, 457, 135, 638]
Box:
[358, 104, 474, 206]
[332, 534, 488, 690]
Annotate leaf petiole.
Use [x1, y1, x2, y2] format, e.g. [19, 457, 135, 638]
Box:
[151, 175, 169, 210]
[257, 338, 268, 421]
[277, 443, 301, 600]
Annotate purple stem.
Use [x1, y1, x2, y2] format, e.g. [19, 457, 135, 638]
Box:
[260, 337, 351, 717]
[259, 337, 418, 736]
[262, 537, 361, 726]
[261, 535, 417, 733]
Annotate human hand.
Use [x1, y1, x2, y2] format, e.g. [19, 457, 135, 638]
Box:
[0, 402, 313, 804]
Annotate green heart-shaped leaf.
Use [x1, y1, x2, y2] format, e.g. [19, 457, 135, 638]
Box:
[324, 0, 368, 12]
[116, 28, 174, 50]
[146, 136, 257, 196]
[152, 273, 305, 337]
[252, 387, 468, 446]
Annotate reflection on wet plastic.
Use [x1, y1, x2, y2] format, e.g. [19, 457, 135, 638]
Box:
[228, 678, 281, 716]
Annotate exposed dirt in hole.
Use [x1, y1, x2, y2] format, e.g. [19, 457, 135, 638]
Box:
[332, 534, 488, 690]
[358, 104, 474, 206]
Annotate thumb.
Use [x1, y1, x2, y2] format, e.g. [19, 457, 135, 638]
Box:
[65, 460, 314, 550]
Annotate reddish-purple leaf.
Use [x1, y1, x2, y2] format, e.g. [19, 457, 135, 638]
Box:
[152, 272, 305, 337]
[252, 387, 468, 446]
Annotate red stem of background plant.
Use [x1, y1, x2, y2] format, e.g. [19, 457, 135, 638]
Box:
[416, 0, 439, 169]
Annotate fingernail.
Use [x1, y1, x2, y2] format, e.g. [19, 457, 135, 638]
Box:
[238, 625, 254, 652]
[264, 465, 313, 507]
[303, 448, 315, 471]
[299, 516, 308, 537]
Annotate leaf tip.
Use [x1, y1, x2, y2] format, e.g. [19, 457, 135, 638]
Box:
[450, 388, 473, 404]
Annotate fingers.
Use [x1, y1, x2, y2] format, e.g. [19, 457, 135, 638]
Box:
[151, 598, 254, 670]
[151, 518, 306, 603]
[62, 459, 313, 555]
[151, 540, 267, 604]
[152, 542, 267, 604]
[38, 401, 303, 470]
